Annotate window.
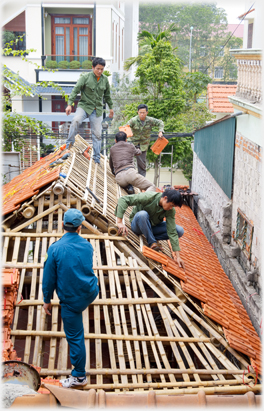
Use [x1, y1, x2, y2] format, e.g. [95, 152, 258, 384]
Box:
[235, 208, 254, 260]
[3, 11, 26, 52]
[214, 67, 223, 79]
[51, 15, 92, 63]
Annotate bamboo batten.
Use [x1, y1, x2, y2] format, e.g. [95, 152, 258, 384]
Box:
[2, 135, 261, 396]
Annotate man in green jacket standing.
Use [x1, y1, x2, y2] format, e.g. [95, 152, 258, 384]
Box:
[127, 104, 164, 176]
[65, 57, 113, 164]
[115, 189, 185, 268]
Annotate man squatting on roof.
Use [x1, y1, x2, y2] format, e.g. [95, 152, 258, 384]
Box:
[109, 131, 156, 194]
[65, 57, 113, 165]
[42, 209, 99, 388]
[126, 104, 165, 177]
[115, 189, 185, 268]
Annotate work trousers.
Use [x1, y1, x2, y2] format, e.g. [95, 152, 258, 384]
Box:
[131, 210, 184, 247]
[136, 151, 147, 177]
[115, 168, 156, 192]
[66, 107, 102, 164]
[60, 285, 99, 377]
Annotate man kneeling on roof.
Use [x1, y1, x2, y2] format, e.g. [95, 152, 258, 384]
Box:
[109, 131, 156, 194]
[115, 189, 185, 268]
[42, 209, 99, 388]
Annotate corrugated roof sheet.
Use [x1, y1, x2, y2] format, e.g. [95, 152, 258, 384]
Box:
[143, 204, 261, 374]
[207, 84, 237, 113]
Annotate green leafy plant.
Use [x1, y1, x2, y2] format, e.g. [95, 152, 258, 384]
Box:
[2, 30, 16, 46]
[58, 60, 69, 69]
[69, 60, 81, 69]
[82, 60, 92, 69]
[46, 60, 58, 69]
[103, 70, 111, 77]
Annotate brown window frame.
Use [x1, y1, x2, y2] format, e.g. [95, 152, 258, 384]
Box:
[51, 14, 92, 58]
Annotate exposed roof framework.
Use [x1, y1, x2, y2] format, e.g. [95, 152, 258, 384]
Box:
[2, 135, 261, 396]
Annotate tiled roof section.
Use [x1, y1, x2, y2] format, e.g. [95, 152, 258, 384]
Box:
[143, 204, 261, 374]
[207, 84, 237, 113]
[35, 85, 74, 94]
[2, 150, 66, 216]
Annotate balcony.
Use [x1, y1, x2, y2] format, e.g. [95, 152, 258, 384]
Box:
[230, 49, 262, 103]
[44, 55, 93, 70]
[36, 55, 112, 85]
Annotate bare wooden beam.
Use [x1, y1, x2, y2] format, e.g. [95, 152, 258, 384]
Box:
[17, 297, 182, 307]
[11, 330, 212, 343]
[4, 263, 150, 271]
[38, 368, 248, 376]
[2, 232, 126, 240]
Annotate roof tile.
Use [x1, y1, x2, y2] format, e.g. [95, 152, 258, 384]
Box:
[2, 149, 67, 216]
[144, 203, 262, 374]
[207, 84, 237, 113]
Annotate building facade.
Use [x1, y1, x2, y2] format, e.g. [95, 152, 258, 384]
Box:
[2, 1, 139, 115]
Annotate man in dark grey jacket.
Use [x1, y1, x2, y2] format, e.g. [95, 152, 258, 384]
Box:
[109, 131, 155, 193]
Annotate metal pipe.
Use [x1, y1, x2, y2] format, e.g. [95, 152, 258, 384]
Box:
[189, 26, 193, 72]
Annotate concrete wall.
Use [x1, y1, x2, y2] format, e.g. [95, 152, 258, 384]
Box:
[235, 108, 263, 147]
[231, 131, 262, 278]
[192, 151, 230, 231]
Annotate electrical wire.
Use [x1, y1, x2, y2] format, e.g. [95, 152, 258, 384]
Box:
[201, 2, 255, 74]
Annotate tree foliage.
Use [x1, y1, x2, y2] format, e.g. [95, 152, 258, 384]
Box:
[2, 36, 65, 153]
[122, 39, 214, 183]
[139, 2, 242, 80]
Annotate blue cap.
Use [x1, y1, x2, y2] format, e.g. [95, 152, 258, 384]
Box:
[64, 209, 85, 228]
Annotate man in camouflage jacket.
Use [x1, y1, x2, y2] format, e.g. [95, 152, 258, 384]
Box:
[127, 104, 164, 177]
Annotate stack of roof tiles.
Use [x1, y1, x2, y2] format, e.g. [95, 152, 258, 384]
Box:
[143, 204, 261, 375]
[207, 84, 237, 113]
[2, 269, 21, 362]
[2, 148, 66, 216]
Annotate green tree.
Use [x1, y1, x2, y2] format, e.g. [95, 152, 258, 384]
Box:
[122, 40, 214, 184]
[124, 23, 178, 71]
[139, 2, 242, 81]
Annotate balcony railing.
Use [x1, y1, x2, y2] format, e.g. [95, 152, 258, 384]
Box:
[230, 49, 262, 103]
[44, 55, 94, 70]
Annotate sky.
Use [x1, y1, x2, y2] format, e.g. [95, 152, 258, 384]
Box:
[215, 0, 253, 24]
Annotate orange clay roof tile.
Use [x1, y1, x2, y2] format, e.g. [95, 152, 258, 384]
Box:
[207, 84, 237, 113]
[143, 204, 262, 375]
[2, 149, 67, 216]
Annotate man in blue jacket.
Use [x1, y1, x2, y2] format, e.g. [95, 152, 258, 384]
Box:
[42, 208, 99, 388]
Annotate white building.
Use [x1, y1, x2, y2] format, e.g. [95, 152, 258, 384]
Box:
[2, 1, 139, 117]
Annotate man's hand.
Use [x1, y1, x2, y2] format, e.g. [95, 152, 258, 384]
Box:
[117, 222, 128, 236]
[43, 302, 52, 316]
[66, 105, 72, 116]
[109, 109, 114, 118]
[158, 131, 164, 139]
[172, 251, 185, 269]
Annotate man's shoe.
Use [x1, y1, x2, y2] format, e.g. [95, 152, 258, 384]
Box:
[60, 375, 87, 388]
[125, 184, 135, 195]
